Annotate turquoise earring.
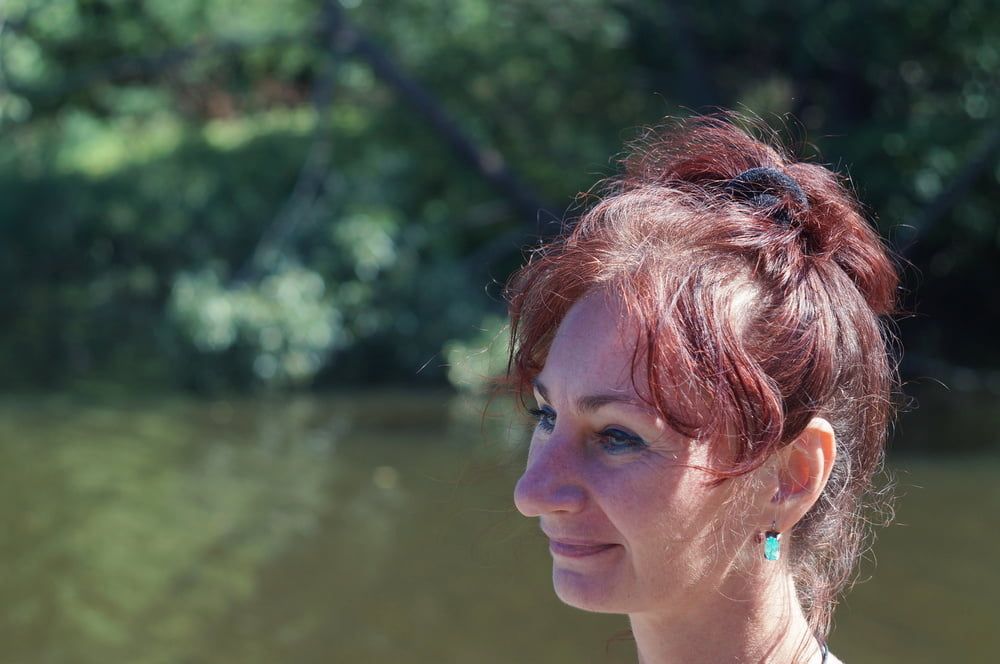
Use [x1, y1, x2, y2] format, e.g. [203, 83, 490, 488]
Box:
[763, 520, 781, 561]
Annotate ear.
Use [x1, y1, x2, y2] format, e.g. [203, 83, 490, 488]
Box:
[759, 417, 837, 533]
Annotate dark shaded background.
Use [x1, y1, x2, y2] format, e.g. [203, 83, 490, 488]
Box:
[1, 0, 998, 451]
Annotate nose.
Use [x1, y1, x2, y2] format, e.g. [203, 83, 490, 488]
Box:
[513, 431, 587, 517]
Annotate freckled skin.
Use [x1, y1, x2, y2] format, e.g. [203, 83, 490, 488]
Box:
[514, 288, 744, 615]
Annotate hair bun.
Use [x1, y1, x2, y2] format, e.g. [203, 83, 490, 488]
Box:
[619, 115, 898, 315]
[782, 162, 898, 316]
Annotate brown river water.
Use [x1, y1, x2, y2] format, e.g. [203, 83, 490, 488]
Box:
[0, 389, 996, 663]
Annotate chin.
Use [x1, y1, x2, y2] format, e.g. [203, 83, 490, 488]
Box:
[552, 567, 632, 614]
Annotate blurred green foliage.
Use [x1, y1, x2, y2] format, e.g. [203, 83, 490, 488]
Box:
[0, 0, 997, 391]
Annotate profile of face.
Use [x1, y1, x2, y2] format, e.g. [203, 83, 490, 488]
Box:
[514, 288, 752, 616]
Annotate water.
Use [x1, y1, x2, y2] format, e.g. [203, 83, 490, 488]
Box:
[0, 390, 996, 663]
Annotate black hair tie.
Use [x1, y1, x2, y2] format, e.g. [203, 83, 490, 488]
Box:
[724, 166, 809, 226]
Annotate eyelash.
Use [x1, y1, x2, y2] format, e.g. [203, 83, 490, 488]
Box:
[527, 406, 647, 455]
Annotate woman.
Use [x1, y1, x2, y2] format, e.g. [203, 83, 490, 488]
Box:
[502, 115, 899, 663]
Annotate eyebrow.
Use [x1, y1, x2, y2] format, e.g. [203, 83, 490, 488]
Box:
[531, 377, 653, 415]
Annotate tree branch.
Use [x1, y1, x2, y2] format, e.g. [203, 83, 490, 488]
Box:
[233, 2, 343, 283]
[327, 1, 560, 236]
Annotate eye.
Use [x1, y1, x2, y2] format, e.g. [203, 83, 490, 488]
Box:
[599, 428, 647, 455]
[527, 406, 555, 433]
[528, 407, 646, 456]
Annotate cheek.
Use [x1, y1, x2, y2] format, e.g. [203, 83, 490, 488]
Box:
[596, 460, 727, 557]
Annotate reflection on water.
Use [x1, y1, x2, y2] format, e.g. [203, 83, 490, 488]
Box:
[0, 390, 996, 663]
[0, 396, 338, 663]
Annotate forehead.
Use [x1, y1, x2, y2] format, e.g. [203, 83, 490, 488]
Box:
[537, 289, 646, 398]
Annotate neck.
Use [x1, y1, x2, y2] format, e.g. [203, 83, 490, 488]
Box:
[629, 570, 824, 664]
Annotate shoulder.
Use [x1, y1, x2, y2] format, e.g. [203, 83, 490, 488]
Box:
[826, 652, 846, 664]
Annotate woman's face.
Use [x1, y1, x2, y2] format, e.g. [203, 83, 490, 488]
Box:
[514, 289, 748, 615]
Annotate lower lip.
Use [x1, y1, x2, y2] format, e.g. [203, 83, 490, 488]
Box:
[549, 541, 618, 558]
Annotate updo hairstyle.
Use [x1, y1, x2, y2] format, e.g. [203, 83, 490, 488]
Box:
[502, 114, 901, 639]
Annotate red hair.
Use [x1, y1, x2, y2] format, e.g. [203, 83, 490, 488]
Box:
[501, 114, 900, 640]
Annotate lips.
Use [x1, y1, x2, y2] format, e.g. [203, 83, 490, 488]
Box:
[547, 539, 618, 558]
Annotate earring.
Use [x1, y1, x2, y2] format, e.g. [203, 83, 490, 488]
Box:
[763, 519, 781, 561]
